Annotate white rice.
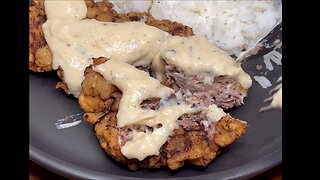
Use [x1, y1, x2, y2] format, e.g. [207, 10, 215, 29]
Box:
[110, 0, 282, 56]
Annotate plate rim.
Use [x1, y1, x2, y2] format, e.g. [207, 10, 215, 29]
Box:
[29, 142, 282, 179]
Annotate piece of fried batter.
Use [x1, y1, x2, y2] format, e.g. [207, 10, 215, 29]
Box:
[29, 0, 193, 73]
[93, 111, 246, 170]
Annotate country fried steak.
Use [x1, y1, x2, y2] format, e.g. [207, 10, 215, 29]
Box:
[29, 0, 193, 73]
[80, 60, 247, 170]
[30, 0, 248, 171]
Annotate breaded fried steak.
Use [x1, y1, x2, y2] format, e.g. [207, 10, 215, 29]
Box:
[94, 112, 246, 170]
[29, 0, 193, 73]
[30, 0, 251, 171]
[80, 60, 247, 170]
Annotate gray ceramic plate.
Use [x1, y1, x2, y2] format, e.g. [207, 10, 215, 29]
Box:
[29, 27, 282, 179]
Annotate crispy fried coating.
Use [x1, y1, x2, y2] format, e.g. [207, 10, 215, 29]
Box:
[94, 112, 247, 170]
[29, 0, 193, 73]
[78, 59, 119, 114]
[29, 0, 52, 72]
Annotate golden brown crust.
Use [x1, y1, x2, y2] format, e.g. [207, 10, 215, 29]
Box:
[214, 117, 247, 147]
[93, 112, 247, 170]
[83, 112, 105, 124]
[92, 57, 109, 66]
[79, 66, 119, 113]
[29, 0, 52, 72]
[145, 15, 193, 37]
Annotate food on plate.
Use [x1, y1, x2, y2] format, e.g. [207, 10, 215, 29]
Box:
[94, 111, 246, 170]
[29, 0, 255, 170]
[111, 0, 282, 56]
[80, 59, 248, 170]
[29, 0, 193, 73]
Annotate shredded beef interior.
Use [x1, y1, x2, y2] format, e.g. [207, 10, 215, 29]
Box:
[163, 65, 247, 110]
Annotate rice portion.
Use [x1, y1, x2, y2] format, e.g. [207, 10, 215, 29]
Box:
[110, 0, 282, 56]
